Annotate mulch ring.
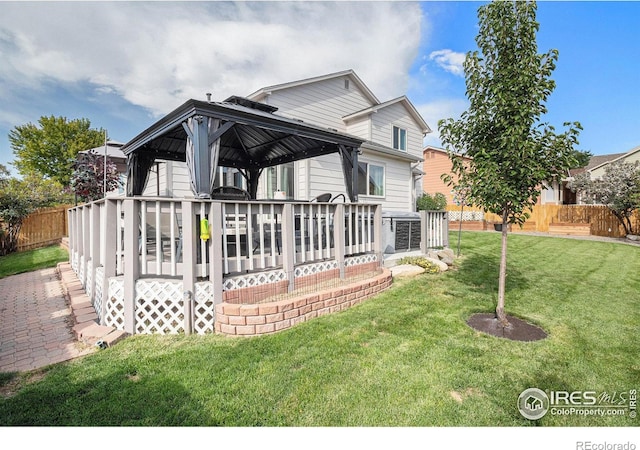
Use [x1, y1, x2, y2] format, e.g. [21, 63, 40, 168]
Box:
[467, 313, 547, 342]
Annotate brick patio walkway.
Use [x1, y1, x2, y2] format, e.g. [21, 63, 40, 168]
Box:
[0, 268, 90, 373]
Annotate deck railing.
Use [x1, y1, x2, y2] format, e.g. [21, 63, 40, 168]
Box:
[67, 197, 382, 334]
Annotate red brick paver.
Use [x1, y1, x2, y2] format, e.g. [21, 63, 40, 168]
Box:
[0, 268, 91, 373]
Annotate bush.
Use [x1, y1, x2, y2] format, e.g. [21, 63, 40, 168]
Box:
[416, 192, 447, 211]
[397, 256, 440, 274]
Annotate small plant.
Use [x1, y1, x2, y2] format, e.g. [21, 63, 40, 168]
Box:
[416, 192, 447, 211]
[397, 256, 440, 274]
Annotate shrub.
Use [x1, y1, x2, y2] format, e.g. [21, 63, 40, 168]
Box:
[397, 256, 440, 274]
[416, 192, 447, 211]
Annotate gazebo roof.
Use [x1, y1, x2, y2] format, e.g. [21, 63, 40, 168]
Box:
[121, 96, 364, 170]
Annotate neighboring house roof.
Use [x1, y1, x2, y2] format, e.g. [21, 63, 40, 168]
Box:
[247, 69, 380, 105]
[343, 96, 431, 135]
[80, 141, 126, 161]
[423, 145, 471, 160]
[569, 149, 636, 177]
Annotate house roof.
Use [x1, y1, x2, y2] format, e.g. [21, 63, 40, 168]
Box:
[80, 141, 126, 160]
[247, 69, 380, 105]
[120, 97, 364, 170]
[363, 141, 423, 163]
[568, 150, 632, 176]
[343, 96, 431, 135]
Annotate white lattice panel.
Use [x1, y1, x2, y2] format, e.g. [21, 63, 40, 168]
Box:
[194, 282, 216, 334]
[85, 260, 93, 302]
[345, 254, 378, 267]
[94, 266, 104, 323]
[223, 269, 287, 291]
[448, 210, 484, 221]
[135, 280, 184, 334]
[79, 258, 86, 286]
[71, 251, 78, 272]
[294, 260, 338, 278]
[106, 278, 125, 330]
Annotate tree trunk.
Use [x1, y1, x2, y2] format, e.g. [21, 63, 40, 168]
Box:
[496, 211, 510, 327]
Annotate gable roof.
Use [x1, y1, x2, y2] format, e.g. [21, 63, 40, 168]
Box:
[247, 69, 379, 105]
[343, 96, 431, 135]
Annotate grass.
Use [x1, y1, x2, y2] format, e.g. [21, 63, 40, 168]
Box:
[0, 245, 68, 279]
[0, 232, 638, 426]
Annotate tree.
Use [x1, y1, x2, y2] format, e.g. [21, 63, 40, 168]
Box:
[9, 116, 105, 186]
[439, 0, 582, 326]
[416, 192, 447, 211]
[570, 161, 640, 235]
[70, 151, 122, 202]
[0, 165, 69, 255]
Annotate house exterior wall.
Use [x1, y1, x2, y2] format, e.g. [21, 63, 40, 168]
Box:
[370, 102, 423, 160]
[259, 75, 373, 132]
[422, 148, 461, 204]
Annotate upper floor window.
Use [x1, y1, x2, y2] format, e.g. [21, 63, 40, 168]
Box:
[393, 126, 407, 151]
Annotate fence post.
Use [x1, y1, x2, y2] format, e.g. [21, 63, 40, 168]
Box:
[442, 211, 449, 248]
[334, 204, 345, 279]
[281, 203, 296, 292]
[208, 202, 224, 305]
[102, 200, 117, 325]
[123, 199, 140, 335]
[81, 206, 91, 287]
[181, 200, 196, 335]
[89, 203, 101, 304]
[67, 208, 74, 265]
[373, 204, 382, 260]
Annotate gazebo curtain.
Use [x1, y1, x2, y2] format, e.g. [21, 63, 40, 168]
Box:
[126, 153, 156, 196]
[339, 145, 359, 202]
[184, 116, 223, 199]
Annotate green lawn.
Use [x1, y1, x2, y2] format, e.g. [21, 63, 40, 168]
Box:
[0, 245, 68, 279]
[0, 232, 638, 426]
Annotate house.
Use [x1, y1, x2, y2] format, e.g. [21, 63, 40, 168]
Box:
[566, 146, 639, 204]
[78, 140, 127, 196]
[423, 145, 571, 206]
[130, 70, 431, 213]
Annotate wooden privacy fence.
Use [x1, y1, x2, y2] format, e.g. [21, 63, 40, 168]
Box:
[446, 204, 639, 238]
[17, 205, 70, 252]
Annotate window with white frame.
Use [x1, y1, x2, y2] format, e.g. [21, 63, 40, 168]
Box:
[213, 167, 246, 189]
[266, 162, 295, 199]
[392, 126, 407, 151]
[357, 162, 384, 197]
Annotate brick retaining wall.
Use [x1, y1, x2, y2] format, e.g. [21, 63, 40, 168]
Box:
[214, 268, 392, 336]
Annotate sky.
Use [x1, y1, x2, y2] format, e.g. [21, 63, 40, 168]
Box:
[1, 1, 639, 177]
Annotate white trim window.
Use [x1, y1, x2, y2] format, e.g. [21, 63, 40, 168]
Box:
[266, 162, 295, 199]
[392, 126, 407, 151]
[357, 162, 385, 197]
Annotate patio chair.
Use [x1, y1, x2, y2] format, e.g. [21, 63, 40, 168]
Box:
[309, 192, 332, 202]
[211, 185, 251, 200]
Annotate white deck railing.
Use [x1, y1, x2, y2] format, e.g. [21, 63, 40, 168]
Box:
[67, 197, 382, 334]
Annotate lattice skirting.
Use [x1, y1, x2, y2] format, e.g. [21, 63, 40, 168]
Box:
[105, 277, 217, 335]
[94, 266, 104, 323]
[106, 278, 125, 330]
[79, 257, 86, 286]
[85, 259, 94, 303]
[223, 269, 287, 291]
[71, 251, 78, 273]
[345, 253, 378, 267]
[294, 260, 339, 278]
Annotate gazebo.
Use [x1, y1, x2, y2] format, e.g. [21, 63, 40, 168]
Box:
[66, 96, 390, 337]
[123, 96, 364, 201]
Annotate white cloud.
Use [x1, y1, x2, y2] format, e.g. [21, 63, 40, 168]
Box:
[428, 49, 466, 77]
[0, 2, 423, 117]
[417, 98, 469, 148]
